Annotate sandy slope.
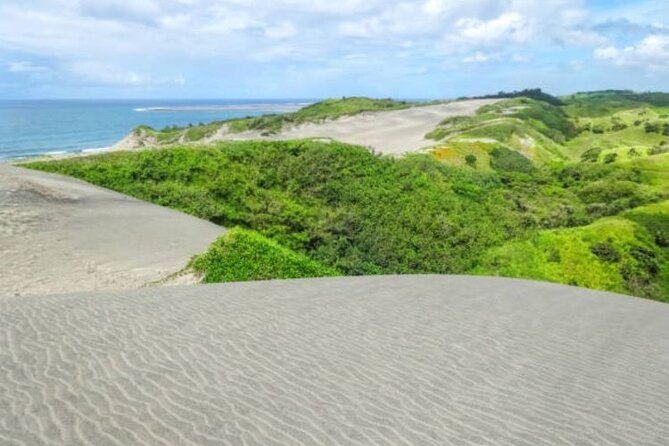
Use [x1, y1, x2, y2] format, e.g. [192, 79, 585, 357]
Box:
[272, 99, 499, 154]
[1, 275, 667, 445]
[113, 99, 498, 154]
[0, 164, 223, 297]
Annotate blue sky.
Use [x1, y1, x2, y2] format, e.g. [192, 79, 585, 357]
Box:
[0, 0, 667, 99]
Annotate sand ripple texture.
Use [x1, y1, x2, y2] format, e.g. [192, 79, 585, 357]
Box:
[1, 275, 668, 445]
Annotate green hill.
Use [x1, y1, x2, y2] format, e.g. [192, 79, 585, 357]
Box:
[25, 128, 668, 300]
[425, 90, 669, 176]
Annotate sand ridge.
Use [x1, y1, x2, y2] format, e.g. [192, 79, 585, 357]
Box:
[114, 99, 499, 154]
[1, 275, 667, 445]
[0, 164, 223, 297]
[272, 99, 499, 154]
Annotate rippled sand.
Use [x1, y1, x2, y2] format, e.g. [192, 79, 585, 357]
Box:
[2, 275, 667, 445]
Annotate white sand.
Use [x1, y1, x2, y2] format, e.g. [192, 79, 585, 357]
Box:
[273, 99, 498, 154]
[1, 275, 667, 445]
[113, 99, 499, 154]
[0, 164, 223, 297]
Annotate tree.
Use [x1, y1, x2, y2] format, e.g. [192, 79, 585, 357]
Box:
[465, 154, 477, 167]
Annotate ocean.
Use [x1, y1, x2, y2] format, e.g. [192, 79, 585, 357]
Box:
[0, 99, 312, 160]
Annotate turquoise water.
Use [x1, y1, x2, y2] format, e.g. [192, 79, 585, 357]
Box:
[0, 99, 312, 160]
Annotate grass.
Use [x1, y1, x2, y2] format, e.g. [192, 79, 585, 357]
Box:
[476, 214, 668, 301]
[190, 228, 339, 282]
[562, 91, 669, 117]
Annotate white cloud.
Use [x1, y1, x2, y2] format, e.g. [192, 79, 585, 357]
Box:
[462, 52, 494, 63]
[68, 62, 185, 86]
[8, 61, 48, 72]
[0, 0, 667, 95]
[265, 21, 298, 39]
[455, 13, 531, 46]
[595, 34, 669, 70]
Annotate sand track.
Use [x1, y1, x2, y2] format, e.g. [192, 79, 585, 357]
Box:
[0, 164, 223, 297]
[1, 275, 667, 445]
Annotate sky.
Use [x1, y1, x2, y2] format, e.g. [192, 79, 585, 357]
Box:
[0, 0, 667, 99]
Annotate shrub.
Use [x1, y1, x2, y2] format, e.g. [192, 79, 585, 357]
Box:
[190, 228, 339, 283]
[604, 153, 618, 164]
[581, 147, 602, 162]
[465, 154, 477, 166]
[645, 121, 660, 133]
[592, 124, 606, 134]
[590, 242, 621, 262]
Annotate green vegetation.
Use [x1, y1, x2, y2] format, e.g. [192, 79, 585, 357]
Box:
[489, 147, 534, 173]
[464, 88, 564, 106]
[425, 97, 573, 170]
[25, 131, 668, 299]
[562, 91, 669, 117]
[475, 215, 667, 300]
[133, 97, 415, 142]
[190, 228, 339, 282]
[425, 90, 669, 178]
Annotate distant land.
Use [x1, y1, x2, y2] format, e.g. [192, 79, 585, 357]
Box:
[17, 89, 668, 301]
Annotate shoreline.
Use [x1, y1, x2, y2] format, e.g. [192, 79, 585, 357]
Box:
[0, 145, 115, 164]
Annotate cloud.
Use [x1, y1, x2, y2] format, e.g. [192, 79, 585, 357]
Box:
[595, 34, 669, 71]
[7, 61, 48, 72]
[265, 22, 298, 39]
[462, 52, 495, 64]
[0, 0, 667, 97]
[455, 13, 531, 46]
[78, 0, 161, 25]
[68, 62, 186, 86]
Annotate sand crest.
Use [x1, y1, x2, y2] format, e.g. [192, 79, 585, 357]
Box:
[0, 164, 223, 297]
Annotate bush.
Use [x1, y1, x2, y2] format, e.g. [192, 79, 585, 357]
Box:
[604, 153, 618, 164]
[465, 154, 477, 166]
[190, 228, 339, 283]
[581, 147, 602, 162]
[592, 124, 606, 134]
[645, 122, 660, 133]
[590, 242, 621, 262]
[620, 246, 660, 298]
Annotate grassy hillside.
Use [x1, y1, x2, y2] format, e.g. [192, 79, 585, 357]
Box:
[133, 97, 415, 144]
[476, 212, 667, 301]
[426, 98, 573, 169]
[25, 137, 668, 300]
[424, 91, 669, 176]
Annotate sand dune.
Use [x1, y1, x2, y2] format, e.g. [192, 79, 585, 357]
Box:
[1, 275, 667, 445]
[274, 99, 498, 154]
[172, 98, 497, 155]
[0, 164, 223, 297]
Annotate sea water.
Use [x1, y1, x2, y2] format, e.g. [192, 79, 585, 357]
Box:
[0, 99, 312, 160]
